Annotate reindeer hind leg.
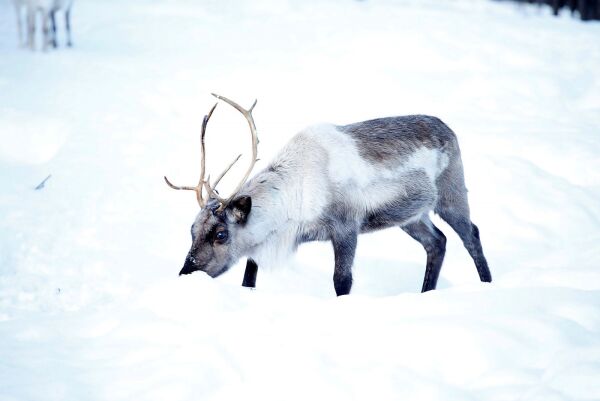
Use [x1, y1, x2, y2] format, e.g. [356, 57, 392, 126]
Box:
[65, 8, 72, 47]
[435, 161, 491, 283]
[401, 215, 447, 292]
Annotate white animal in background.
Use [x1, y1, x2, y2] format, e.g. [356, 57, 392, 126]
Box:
[16, 0, 74, 51]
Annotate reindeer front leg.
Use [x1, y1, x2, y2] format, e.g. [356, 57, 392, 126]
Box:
[15, 4, 24, 47]
[50, 10, 57, 48]
[331, 226, 358, 296]
[26, 6, 35, 50]
[242, 258, 258, 288]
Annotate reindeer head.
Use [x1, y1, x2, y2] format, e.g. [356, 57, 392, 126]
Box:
[165, 94, 258, 277]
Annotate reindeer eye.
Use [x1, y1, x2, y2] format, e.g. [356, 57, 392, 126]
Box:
[215, 230, 228, 243]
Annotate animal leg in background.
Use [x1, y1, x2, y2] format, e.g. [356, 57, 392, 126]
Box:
[65, 7, 72, 46]
[50, 9, 57, 48]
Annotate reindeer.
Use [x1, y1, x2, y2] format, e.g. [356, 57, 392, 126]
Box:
[165, 94, 492, 296]
[17, 0, 73, 50]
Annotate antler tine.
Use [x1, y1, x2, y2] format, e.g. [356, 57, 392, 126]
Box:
[163, 176, 197, 191]
[211, 94, 259, 210]
[196, 102, 218, 205]
[163, 175, 205, 207]
[163, 102, 218, 208]
[211, 153, 242, 189]
[249, 99, 258, 112]
[204, 176, 227, 204]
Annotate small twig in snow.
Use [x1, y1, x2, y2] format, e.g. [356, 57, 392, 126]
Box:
[34, 174, 52, 190]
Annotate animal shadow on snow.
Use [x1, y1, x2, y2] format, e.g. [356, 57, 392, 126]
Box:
[351, 258, 451, 297]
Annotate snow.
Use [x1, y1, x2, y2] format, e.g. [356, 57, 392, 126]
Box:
[1, 0, 600, 400]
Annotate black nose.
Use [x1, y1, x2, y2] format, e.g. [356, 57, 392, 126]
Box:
[179, 257, 199, 276]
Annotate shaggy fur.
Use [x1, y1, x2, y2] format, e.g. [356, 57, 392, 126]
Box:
[180, 115, 492, 295]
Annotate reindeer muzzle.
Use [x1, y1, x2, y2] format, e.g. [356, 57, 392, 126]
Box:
[179, 257, 200, 276]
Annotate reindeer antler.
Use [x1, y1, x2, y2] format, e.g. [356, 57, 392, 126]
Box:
[163, 102, 218, 208]
[210, 93, 259, 211]
[164, 94, 259, 211]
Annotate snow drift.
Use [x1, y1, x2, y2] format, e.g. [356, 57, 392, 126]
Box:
[1, 0, 599, 400]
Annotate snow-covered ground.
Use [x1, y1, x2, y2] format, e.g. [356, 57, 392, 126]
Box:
[1, 0, 600, 400]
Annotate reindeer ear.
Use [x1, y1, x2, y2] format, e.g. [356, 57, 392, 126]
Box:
[230, 196, 252, 224]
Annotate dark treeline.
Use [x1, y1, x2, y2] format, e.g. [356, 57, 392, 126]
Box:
[509, 0, 599, 20]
